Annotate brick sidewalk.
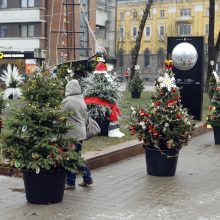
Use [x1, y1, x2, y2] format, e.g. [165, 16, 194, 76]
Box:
[0, 131, 220, 219]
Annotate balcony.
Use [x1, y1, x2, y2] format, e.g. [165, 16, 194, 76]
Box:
[0, 38, 40, 51]
[0, 8, 45, 23]
[176, 16, 192, 23]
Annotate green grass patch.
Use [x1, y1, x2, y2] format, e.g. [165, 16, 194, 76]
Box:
[1, 91, 210, 154]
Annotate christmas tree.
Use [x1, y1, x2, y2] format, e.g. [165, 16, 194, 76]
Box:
[82, 62, 121, 122]
[0, 71, 84, 173]
[129, 60, 195, 150]
[206, 83, 220, 127]
[82, 62, 123, 137]
[129, 65, 144, 95]
[205, 60, 220, 128]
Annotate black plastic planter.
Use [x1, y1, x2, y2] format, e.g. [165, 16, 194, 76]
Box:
[213, 126, 220, 145]
[131, 91, 141, 98]
[145, 147, 179, 176]
[23, 169, 66, 204]
[95, 118, 110, 136]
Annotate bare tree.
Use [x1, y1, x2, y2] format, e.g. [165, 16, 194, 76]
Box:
[206, 0, 220, 91]
[130, 0, 153, 80]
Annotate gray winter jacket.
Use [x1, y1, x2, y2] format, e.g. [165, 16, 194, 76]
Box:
[62, 80, 88, 141]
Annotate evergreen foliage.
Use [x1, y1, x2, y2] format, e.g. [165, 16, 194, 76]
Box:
[0, 71, 84, 173]
[129, 67, 144, 93]
[82, 71, 121, 120]
[129, 60, 195, 150]
[206, 83, 220, 127]
[208, 74, 218, 100]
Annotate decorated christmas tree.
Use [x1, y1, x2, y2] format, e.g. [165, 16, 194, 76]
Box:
[129, 60, 195, 150]
[0, 71, 84, 173]
[206, 81, 220, 127]
[129, 65, 144, 98]
[82, 62, 123, 136]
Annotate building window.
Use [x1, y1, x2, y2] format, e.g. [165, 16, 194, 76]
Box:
[206, 8, 209, 16]
[20, 24, 35, 37]
[133, 11, 138, 19]
[180, 8, 191, 16]
[0, 0, 7, 8]
[158, 48, 165, 68]
[160, 10, 165, 17]
[132, 27, 137, 38]
[21, 0, 35, 8]
[159, 26, 165, 36]
[119, 27, 124, 40]
[178, 24, 191, 35]
[144, 49, 151, 67]
[120, 12, 124, 20]
[0, 25, 7, 37]
[118, 48, 124, 67]
[205, 24, 209, 35]
[146, 26, 151, 36]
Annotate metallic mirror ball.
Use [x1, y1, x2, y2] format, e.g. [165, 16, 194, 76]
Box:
[171, 42, 198, 70]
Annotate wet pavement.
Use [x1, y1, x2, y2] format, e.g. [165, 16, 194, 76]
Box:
[0, 131, 220, 220]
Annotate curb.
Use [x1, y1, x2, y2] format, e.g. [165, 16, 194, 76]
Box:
[0, 124, 212, 176]
[85, 124, 212, 170]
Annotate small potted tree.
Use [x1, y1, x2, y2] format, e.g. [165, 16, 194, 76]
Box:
[206, 83, 220, 144]
[0, 71, 84, 204]
[129, 65, 144, 98]
[82, 62, 121, 136]
[128, 60, 195, 176]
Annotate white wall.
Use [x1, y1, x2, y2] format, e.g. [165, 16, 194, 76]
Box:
[0, 9, 44, 23]
[0, 38, 40, 51]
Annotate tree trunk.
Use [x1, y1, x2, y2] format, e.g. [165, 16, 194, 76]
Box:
[130, 0, 153, 81]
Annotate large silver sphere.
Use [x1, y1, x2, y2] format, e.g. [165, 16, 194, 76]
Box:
[171, 42, 198, 70]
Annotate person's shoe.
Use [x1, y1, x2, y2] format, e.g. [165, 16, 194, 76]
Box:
[65, 184, 75, 190]
[78, 180, 93, 187]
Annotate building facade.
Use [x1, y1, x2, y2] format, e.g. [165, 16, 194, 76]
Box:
[0, 0, 99, 72]
[96, 0, 117, 58]
[116, 0, 220, 81]
[0, 0, 117, 73]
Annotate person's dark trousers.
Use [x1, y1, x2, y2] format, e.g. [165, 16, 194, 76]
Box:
[66, 141, 93, 186]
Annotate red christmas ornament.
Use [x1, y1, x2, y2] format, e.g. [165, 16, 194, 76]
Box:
[171, 88, 177, 93]
[167, 100, 176, 107]
[176, 113, 182, 119]
[216, 87, 220, 91]
[154, 101, 161, 106]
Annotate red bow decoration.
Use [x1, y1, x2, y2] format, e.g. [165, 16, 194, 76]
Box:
[84, 97, 122, 122]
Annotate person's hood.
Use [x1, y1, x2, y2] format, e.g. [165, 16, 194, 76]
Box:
[65, 79, 82, 97]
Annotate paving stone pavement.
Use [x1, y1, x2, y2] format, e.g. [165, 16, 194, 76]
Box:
[0, 131, 220, 220]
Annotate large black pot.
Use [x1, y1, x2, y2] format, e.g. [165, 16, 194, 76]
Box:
[23, 168, 66, 204]
[145, 146, 179, 176]
[213, 126, 220, 144]
[131, 91, 141, 99]
[95, 118, 110, 136]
